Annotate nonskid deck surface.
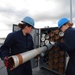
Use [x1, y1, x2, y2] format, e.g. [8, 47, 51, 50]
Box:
[32, 67, 58, 75]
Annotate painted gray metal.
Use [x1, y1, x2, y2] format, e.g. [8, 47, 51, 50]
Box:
[0, 58, 8, 75]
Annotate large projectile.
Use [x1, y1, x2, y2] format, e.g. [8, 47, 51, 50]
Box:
[8, 44, 53, 70]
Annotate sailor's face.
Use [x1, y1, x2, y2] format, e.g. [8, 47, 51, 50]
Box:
[27, 26, 33, 34]
[60, 24, 67, 32]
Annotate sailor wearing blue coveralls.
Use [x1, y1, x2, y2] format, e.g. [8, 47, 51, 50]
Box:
[0, 16, 35, 75]
[58, 18, 75, 75]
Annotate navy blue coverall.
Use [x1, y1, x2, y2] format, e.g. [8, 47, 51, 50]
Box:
[0, 30, 34, 75]
[59, 27, 75, 75]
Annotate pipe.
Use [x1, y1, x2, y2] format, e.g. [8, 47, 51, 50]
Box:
[8, 44, 53, 70]
[70, 0, 72, 22]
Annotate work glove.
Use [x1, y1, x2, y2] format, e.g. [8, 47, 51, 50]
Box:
[4, 57, 9, 68]
[50, 41, 56, 45]
[50, 41, 61, 47]
[4, 57, 13, 70]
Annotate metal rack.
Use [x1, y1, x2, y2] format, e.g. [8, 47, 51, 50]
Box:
[39, 27, 67, 75]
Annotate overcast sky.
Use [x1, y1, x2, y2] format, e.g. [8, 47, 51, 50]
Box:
[0, 0, 75, 38]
